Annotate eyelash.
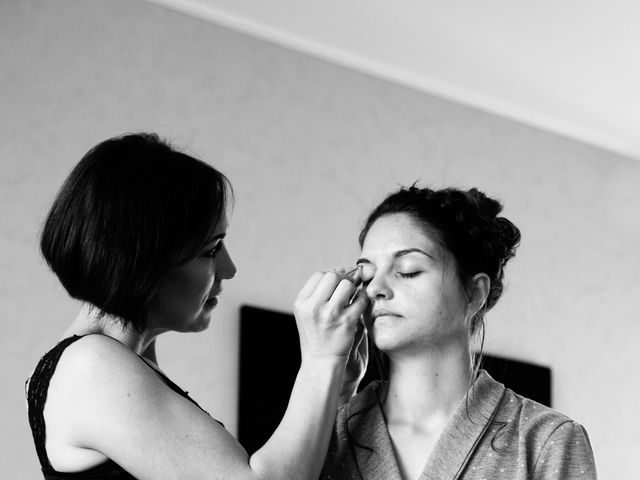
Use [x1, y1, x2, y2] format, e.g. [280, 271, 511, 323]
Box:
[399, 272, 420, 279]
[361, 271, 420, 286]
[203, 242, 222, 258]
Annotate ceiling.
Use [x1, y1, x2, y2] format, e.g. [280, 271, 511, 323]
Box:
[145, 0, 640, 160]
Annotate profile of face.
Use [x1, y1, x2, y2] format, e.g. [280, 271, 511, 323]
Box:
[358, 213, 472, 356]
[147, 217, 236, 333]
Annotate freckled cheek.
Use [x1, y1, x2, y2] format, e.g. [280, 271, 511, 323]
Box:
[404, 284, 449, 321]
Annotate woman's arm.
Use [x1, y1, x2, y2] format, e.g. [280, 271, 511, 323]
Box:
[47, 271, 367, 480]
[250, 270, 367, 478]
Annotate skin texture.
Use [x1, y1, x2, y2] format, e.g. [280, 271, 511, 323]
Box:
[146, 218, 236, 336]
[43, 215, 369, 480]
[358, 213, 471, 357]
[356, 213, 489, 480]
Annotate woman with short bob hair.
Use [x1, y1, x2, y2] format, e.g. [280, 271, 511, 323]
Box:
[322, 185, 597, 480]
[27, 133, 368, 480]
[40, 133, 231, 331]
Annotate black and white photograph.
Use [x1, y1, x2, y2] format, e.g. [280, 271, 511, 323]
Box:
[1, 1, 638, 479]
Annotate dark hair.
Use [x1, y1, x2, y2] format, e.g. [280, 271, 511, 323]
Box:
[40, 133, 231, 331]
[359, 185, 520, 328]
[347, 185, 521, 456]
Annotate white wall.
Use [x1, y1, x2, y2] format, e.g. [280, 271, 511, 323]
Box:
[148, 0, 640, 160]
[1, 1, 637, 478]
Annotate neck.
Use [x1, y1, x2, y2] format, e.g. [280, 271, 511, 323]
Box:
[63, 303, 160, 356]
[382, 337, 472, 427]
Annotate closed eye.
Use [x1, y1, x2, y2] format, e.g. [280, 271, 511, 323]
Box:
[398, 272, 420, 279]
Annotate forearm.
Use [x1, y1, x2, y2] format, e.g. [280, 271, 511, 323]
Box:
[248, 357, 345, 480]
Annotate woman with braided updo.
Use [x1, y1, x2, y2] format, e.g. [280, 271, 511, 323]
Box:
[322, 185, 597, 480]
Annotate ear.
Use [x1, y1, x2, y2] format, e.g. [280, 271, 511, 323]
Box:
[465, 273, 490, 319]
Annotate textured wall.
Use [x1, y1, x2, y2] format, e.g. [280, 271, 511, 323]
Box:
[1, 1, 637, 478]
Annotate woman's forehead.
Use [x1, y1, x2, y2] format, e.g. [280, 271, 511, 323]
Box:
[362, 213, 439, 254]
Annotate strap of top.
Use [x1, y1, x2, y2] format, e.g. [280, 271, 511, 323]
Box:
[138, 358, 211, 416]
[26, 334, 218, 472]
[27, 335, 85, 470]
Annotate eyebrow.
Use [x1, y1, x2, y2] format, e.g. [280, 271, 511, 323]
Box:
[356, 248, 435, 265]
[205, 233, 226, 245]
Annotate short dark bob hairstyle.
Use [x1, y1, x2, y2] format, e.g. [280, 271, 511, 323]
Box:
[41, 133, 231, 331]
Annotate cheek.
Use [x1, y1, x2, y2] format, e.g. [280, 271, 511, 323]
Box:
[404, 279, 442, 312]
[186, 268, 215, 299]
[443, 281, 470, 315]
[164, 264, 214, 302]
[405, 279, 462, 325]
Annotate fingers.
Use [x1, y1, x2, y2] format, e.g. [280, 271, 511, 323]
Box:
[335, 289, 368, 331]
[354, 289, 369, 315]
[348, 288, 369, 311]
[349, 268, 363, 288]
[328, 277, 358, 306]
[294, 268, 370, 360]
[296, 271, 325, 300]
[308, 268, 359, 303]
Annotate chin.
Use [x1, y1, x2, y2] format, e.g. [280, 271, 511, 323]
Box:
[179, 312, 212, 333]
[195, 314, 212, 332]
[372, 326, 431, 355]
[371, 330, 406, 353]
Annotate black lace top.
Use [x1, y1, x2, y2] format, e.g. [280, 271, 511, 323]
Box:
[26, 334, 219, 480]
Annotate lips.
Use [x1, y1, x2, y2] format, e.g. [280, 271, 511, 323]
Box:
[207, 287, 222, 300]
[204, 297, 218, 309]
[371, 308, 400, 320]
[204, 289, 222, 306]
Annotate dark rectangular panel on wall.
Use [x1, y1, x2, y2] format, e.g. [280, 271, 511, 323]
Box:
[238, 305, 551, 454]
[479, 352, 552, 407]
[238, 305, 302, 454]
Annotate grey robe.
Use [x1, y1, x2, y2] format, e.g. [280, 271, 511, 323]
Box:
[321, 370, 597, 479]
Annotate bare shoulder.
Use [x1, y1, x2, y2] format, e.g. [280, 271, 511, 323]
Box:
[44, 334, 164, 471]
[57, 332, 128, 358]
[46, 334, 154, 421]
[51, 335, 145, 391]
[46, 334, 249, 479]
[49, 333, 180, 420]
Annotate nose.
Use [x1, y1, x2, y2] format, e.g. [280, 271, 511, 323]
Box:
[216, 242, 237, 280]
[365, 272, 392, 300]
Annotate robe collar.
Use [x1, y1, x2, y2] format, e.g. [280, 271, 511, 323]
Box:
[345, 370, 505, 480]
